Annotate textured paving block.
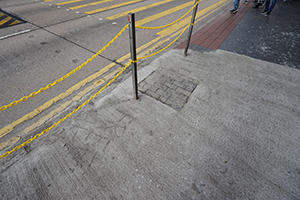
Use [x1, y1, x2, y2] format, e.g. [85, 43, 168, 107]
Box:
[139, 68, 197, 110]
[164, 81, 177, 90]
[182, 80, 198, 92]
[158, 95, 168, 103]
[161, 75, 176, 84]
[156, 88, 172, 98]
[172, 80, 185, 89]
[154, 82, 168, 91]
[176, 87, 191, 97]
[145, 90, 160, 99]
[165, 99, 184, 111]
[141, 83, 159, 93]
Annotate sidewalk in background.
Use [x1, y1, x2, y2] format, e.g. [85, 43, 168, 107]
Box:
[219, 0, 300, 69]
[0, 1, 299, 199]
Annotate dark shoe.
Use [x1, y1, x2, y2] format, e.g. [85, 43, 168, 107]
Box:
[230, 9, 238, 13]
[252, 1, 259, 8]
[263, 12, 270, 16]
[261, 10, 268, 14]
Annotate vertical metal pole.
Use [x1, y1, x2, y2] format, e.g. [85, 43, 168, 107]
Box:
[184, 0, 199, 56]
[128, 13, 138, 100]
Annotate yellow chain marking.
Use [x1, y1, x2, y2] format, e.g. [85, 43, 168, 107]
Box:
[0, 20, 189, 160]
[0, 0, 200, 159]
[0, 61, 132, 160]
[136, 0, 200, 30]
[1, 0, 200, 111]
[0, 24, 129, 112]
[137, 23, 190, 60]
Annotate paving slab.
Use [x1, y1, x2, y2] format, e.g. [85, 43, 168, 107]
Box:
[1, 0, 300, 198]
[1, 49, 299, 199]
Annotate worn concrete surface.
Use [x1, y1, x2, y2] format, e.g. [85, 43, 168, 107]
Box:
[1, 49, 299, 199]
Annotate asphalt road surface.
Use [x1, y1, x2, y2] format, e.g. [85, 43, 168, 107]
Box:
[0, 0, 231, 150]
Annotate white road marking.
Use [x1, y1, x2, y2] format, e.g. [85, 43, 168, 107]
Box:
[0, 29, 31, 40]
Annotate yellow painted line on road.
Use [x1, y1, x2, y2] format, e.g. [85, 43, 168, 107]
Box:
[0, 35, 164, 140]
[85, 0, 144, 15]
[157, 0, 230, 36]
[44, 0, 55, 2]
[135, 1, 194, 27]
[18, 67, 123, 139]
[56, 0, 85, 6]
[0, 63, 116, 139]
[0, 66, 124, 151]
[137, 38, 170, 58]
[0, 16, 12, 26]
[0, 0, 229, 150]
[0, 13, 23, 28]
[0, 35, 169, 149]
[0, 137, 20, 151]
[106, 0, 174, 20]
[69, 0, 114, 10]
[9, 20, 21, 26]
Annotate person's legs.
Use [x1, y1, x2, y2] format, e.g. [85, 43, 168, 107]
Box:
[267, 0, 277, 12]
[264, 0, 270, 11]
[234, 0, 240, 10]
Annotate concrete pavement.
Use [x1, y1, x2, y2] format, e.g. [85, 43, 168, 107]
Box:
[1, 1, 300, 199]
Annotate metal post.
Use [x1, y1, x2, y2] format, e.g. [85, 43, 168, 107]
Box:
[184, 0, 199, 56]
[128, 13, 138, 99]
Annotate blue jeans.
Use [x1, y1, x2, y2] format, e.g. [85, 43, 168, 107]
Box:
[265, 0, 277, 12]
[234, 0, 240, 10]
